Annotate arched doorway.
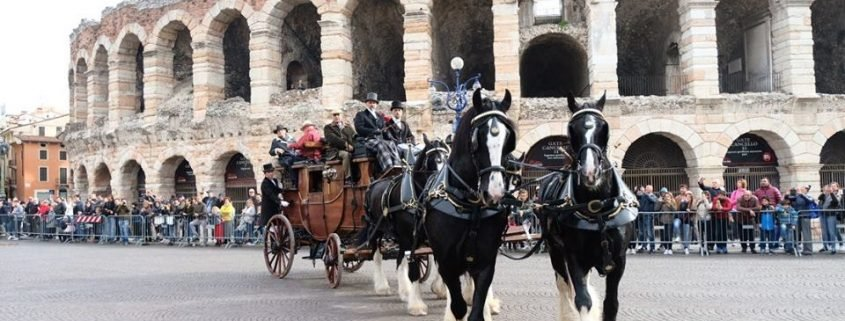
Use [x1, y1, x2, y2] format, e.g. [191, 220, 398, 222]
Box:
[223, 13, 251, 101]
[280, 2, 321, 89]
[616, 0, 682, 96]
[521, 33, 588, 97]
[224, 153, 255, 212]
[351, 0, 405, 100]
[433, 0, 495, 90]
[523, 135, 570, 197]
[93, 163, 113, 197]
[820, 131, 845, 186]
[174, 160, 197, 199]
[75, 165, 89, 198]
[156, 20, 194, 96]
[716, 0, 775, 93]
[120, 160, 146, 203]
[117, 34, 145, 114]
[811, 0, 845, 94]
[91, 46, 109, 122]
[622, 134, 689, 194]
[722, 133, 780, 191]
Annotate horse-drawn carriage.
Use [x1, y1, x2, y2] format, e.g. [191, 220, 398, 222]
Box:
[262, 151, 435, 288]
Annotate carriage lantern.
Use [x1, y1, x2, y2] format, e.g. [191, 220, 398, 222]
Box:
[428, 57, 482, 133]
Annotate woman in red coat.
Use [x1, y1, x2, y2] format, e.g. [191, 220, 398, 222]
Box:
[712, 190, 733, 254]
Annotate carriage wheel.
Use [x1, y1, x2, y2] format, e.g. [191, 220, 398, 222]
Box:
[343, 256, 365, 273]
[324, 233, 343, 288]
[264, 215, 295, 279]
[418, 254, 432, 283]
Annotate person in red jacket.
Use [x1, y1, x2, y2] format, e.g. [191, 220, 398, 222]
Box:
[290, 120, 323, 162]
[712, 190, 733, 254]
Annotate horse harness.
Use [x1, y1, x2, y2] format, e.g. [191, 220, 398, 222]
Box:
[424, 110, 516, 263]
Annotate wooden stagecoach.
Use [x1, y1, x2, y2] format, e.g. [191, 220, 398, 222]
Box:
[263, 147, 432, 288]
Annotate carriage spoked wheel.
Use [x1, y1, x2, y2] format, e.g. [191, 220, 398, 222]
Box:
[417, 254, 432, 283]
[324, 233, 343, 288]
[264, 215, 295, 279]
[342, 255, 365, 273]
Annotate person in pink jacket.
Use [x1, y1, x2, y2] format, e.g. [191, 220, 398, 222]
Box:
[730, 178, 748, 211]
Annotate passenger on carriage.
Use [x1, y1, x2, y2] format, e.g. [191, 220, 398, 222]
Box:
[385, 100, 423, 158]
[270, 125, 297, 176]
[289, 120, 323, 163]
[324, 108, 358, 186]
[353, 92, 402, 173]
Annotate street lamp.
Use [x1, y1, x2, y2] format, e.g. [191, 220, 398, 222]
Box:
[429, 56, 482, 133]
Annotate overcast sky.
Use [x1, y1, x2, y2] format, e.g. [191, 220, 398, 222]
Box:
[0, 0, 119, 115]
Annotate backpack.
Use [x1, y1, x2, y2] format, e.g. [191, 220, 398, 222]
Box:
[807, 200, 820, 219]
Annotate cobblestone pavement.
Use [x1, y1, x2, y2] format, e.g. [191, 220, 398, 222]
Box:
[1, 241, 844, 321]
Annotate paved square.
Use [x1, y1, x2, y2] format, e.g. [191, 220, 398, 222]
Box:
[1, 241, 843, 321]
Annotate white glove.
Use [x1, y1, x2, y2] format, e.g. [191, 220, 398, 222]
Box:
[281, 201, 290, 208]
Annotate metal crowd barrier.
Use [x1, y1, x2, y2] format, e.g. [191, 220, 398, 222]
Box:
[631, 209, 844, 257]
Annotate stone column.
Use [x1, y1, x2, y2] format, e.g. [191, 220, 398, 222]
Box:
[249, 21, 283, 112]
[585, 0, 619, 97]
[402, 0, 434, 103]
[492, 0, 521, 97]
[782, 164, 822, 196]
[143, 48, 171, 125]
[192, 40, 226, 121]
[318, 4, 353, 109]
[75, 71, 89, 127]
[678, 0, 720, 97]
[110, 50, 140, 128]
[769, 0, 817, 97]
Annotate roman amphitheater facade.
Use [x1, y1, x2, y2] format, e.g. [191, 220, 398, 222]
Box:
[65, 0, 845, 201]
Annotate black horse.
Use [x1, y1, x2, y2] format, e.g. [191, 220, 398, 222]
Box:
[536, 93, 638, 321]
[424, 89, 516, 321]
[362, 135, 450, 316]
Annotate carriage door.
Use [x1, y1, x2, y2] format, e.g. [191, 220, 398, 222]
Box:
[174, 160, 197, 198]
[524, 135, 570, 199]
[722, 133, 780, 191]
[224, 153, 255, 213]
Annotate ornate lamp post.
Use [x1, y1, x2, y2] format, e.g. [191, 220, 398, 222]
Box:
[428, 57, 482, 133]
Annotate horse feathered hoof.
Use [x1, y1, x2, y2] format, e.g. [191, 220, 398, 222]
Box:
[408, 303, 428, 316]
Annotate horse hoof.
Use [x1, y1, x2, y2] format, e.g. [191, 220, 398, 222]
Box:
[489, 298, 501, 315]
[408, 304, 428, 316]
[375, 286, 392, 296]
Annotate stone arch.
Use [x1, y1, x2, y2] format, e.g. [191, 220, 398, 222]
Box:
[516, 121, 568, 153]
[715, 0, 774, 93]
[74, 164, 90, 198]
[616, 0, 682, 96]
[74, 58, 89, 127]
[520, 33, 589, 97]
[432, 0, 495, 90]
[613, 118, 703, 169]
[210, 150, 258, 211]
[90, 45, 110, 126]
[351, 0, 405, 100]
[159, 155, 197, 199]
[198, 0, 256, 103]
[119, 159, 147, 203]
[149, 11, 197, 103]
[811, 0, 845, 94]
[276, 1, 322, 90]
[89, 35, 113, 64]
[820, 131, 845, 186]
[114, 29, 146, 118]
[720, 117, 800, 166]
[621, 134, 691, 193]
[93, 163, 113, 197]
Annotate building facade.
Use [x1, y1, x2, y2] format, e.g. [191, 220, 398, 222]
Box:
[2, 110, 71, 200]
[64, 0, 845, 201]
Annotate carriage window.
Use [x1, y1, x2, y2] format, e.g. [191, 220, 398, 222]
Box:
[309, 171, 322, 193]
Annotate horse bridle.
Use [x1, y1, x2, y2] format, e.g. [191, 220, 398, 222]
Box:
[469, 110, 516, 178]
[569, 108, 613, 173]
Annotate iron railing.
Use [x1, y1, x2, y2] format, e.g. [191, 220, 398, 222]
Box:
[720, 72, 782, 93]
[619, 75, 687, 96]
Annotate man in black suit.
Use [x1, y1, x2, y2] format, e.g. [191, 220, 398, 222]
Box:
[324, 108, 358, 185]
[385, 100, 421, 158]
[259, 163, 289, 226]
[269, 125, 301, 187]
[353, 92, 401, 172]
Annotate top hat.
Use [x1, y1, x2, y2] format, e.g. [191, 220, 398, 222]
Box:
[364, 92, 379, 103]
[262, 163, 274, 173]
[272, 125, 288, 134]
[390, 101, 405, 111]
